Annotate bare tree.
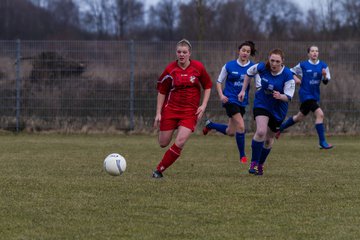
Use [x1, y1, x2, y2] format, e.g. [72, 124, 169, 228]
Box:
[178, 0, 218, 41]
[340, 0, 360, 38]
[148, 0, 180, 40]
[1, 0, 358, 40]
[0, 0, 59, 39]
[1, 0, 11, 37]
[246, 0, 302, 39]
[81, 0, 110, 38]
[323, 0, 342, 32]
[195, 0, 205, 41]
[47, 0, 80, 27]
[27, 0, 47, 8]
[305, 9, 322, 33]
[213, 0, 260, 40]
[111, 0, 144, 39]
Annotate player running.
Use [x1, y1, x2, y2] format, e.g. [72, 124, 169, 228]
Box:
[152, 39, 212, 178]
[276, 45, 333, 149]
[203, 41, 259, 164]
[238, 48, 295, 175]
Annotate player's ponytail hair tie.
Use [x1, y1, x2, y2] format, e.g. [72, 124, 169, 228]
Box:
[177, 39, 192, 51]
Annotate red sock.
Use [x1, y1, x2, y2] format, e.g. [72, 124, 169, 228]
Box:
[156, 143, 182, 172]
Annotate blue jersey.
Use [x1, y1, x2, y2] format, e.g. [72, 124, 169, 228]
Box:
[217, 60, 256, 107]
[291, 60, 330, 103]
[247, 62, 295, 122]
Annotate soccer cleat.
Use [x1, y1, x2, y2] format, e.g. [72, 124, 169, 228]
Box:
[202, 119, 212, 135]
[256, 164, 263, 176]
[152, 170, 163, 178]
[275, 131, 281, 139]
[240, 156, 247, 163]
[319, 142, 333, 150]
[248, 161, 258, 174]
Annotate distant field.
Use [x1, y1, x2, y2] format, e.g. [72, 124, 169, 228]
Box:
[0, 133, 359, 239]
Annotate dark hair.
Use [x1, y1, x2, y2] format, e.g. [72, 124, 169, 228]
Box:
[307, 45, 318, 53]
[265, 48, 285, 70]
[238, 41, 257, 56]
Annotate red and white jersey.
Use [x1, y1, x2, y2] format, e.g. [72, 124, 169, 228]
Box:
[157, 59, 212, 113]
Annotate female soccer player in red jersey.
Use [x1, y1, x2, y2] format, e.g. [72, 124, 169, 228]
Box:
[152, 39, 213, 178]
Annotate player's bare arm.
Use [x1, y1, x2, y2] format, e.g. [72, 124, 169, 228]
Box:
[196, 88, 211, 119]
[238, 74, 251, 102]
[216, 82, 228, 104]
[154, 93, 166, 128]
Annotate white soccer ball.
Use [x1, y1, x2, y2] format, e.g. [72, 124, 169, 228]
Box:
[103, 153, 127, 176]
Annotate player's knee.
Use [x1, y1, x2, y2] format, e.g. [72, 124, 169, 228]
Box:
[159, 143, 169, 148]
[255, 129, 266, 139]
[317, 112, 324, 120]
[177, 138, 187, 147]
[235, 120, 245, 131]
[159, 139, 171, 148]
[294, 113, 304, 122]
[227, 130, 235, 137]
[174, 136, 188, 148]
[235, 124, 245, 133]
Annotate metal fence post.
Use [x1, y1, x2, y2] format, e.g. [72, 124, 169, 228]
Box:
[129, 40, 135, 130]
[15, 39, 21, 133]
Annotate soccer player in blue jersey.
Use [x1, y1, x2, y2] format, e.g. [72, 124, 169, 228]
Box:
[238, 48, 295, 175]
[276, 45, 333, 149]
[202, 41, 259, 164]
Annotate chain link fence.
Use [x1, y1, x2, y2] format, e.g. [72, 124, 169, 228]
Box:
[0, 40, 359, 134]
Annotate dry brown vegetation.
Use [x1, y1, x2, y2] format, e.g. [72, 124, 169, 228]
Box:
[0, 41, 359, 134]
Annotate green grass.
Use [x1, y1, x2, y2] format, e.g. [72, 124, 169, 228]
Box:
[0, 133, 359, 239]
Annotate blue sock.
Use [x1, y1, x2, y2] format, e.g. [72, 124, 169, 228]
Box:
[315, 123, 326, 144]
[259, 147, 271, 165]
[280, 116, 295, 132]
[236, 132, 246, 158]
[208, 122, 227, 135]
[251, 139, 264, 163]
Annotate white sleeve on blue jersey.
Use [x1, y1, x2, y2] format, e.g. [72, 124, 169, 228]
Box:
[246, 64, 261, 89]
[255, 73, 261, 89]
[290, 63, 302, 77]
[284, 79, 295, 99]
[247, 63, 259, 76]
[325, 67, 331, 80]
[217, 64, 227, 83]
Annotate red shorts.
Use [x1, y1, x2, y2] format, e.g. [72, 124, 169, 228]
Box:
[160, 109, 197, 132]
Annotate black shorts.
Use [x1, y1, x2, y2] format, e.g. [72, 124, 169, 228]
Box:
[253, 108, 282, 133]
[300, 100, 320, 116]
[223, 103, 245, 118]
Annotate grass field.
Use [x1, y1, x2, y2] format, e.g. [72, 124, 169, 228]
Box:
[0, 133, 359, 239]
